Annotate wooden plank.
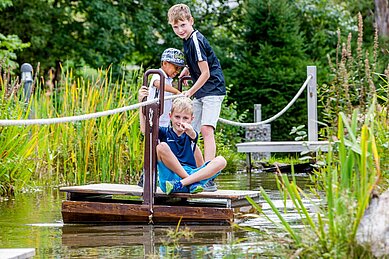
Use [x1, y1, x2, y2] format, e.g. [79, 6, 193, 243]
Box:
[62, 200, 150, 223]
[236, 141, 329, 153]
[0, 248, 35, 259]
[62, 200, 233, 224]
[60, 183, 142, 195]
[60, 183, 261, 201]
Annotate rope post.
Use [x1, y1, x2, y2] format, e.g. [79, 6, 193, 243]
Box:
[142, 69, 165, 223]
[21, 63, 34, 120]
[244, 104, 271, 173]
[21, 63, 33, 103]
[307, 66, 318, 141]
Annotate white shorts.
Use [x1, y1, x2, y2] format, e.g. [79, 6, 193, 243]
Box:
[192, 95, 225, 132]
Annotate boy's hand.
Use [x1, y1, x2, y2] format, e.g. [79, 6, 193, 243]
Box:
[182, 89, 193, 98]
[180, 122, 192, 131]
[180, 122, 196, 139]
[178, 67, 190, 85]
[138, 86, 149, 102]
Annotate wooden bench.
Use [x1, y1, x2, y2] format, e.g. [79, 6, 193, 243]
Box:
[60, 183, 261, 225]
[236, 141, 330, 172]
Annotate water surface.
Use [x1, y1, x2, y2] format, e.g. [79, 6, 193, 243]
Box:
[0, 171, 314, 258]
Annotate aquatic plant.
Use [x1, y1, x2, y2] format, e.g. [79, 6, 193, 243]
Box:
[0, 66, 144, 195]
[248, 102, 386, 258]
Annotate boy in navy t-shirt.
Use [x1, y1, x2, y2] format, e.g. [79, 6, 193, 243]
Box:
[167, 4, 226, 191]
[139, 91, 226, 194]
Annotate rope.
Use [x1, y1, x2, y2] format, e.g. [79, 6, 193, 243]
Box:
[218, 75, 312, 128]
[0, 75, 311, 127]
[0, 94, 184, 126]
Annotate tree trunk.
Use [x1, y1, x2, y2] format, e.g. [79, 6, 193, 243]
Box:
[356, 189, 389, 257]
[375, 0, 389, 37]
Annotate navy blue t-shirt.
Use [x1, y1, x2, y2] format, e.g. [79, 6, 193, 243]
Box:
[158, 126, 198, 168]
[183, 30, 226, 99]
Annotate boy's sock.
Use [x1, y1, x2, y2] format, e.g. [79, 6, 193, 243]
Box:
[189, 183, 203, 194]
[165, 180, 184, 194]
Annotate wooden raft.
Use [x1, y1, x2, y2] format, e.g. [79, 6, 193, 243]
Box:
[60, 183, 261, 225]
[60, 71, 261, 225]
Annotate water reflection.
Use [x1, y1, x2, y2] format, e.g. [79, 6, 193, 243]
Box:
[62, 225, 234, 258]
[0, 172, 314, 258]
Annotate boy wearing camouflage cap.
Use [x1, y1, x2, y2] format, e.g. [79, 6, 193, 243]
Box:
[146, 48, 185, 126]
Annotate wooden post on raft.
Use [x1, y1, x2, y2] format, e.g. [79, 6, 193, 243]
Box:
[142, 69, 165, 222]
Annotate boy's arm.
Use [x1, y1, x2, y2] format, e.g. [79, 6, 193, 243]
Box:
[138, 86, 148, 134]
[153, 80, 181, 95]
[184, 61, 209, 97]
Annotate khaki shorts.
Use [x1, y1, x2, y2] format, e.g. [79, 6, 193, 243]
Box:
[192, 95, 225, 132]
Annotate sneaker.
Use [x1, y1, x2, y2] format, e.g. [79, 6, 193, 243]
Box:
[203, 179, 217, 192]
[189, 183, 203, 194]
[165, 180, 185, 194]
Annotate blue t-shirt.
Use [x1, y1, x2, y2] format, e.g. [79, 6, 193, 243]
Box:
[183, 30, 226, 99]
[158, 126, 198, 168]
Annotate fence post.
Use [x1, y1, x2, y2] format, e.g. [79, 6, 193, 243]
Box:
[21, 63, 33, 103]
[307, 66, 318, 141]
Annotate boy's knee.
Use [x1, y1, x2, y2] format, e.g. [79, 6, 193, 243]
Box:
[156, 142, 171, 154]
[214, 156, 227, 168]
[201, 125, 214, 136]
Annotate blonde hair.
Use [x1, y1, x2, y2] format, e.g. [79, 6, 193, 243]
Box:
[167, 4, 192, 24]
[171, 97, 193, 115]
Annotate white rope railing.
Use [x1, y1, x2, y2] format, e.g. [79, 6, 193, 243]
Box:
[0, 94, 184, 126]
[0, 75, 311, 127]
[218, 75, 312, 127]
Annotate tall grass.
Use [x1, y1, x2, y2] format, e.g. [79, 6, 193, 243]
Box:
[318, 13, 388, 138]
[248, 103, 384, 257]
[0, 66, 144, 195]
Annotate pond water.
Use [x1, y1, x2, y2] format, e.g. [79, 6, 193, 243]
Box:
[0, 171, 315, 258]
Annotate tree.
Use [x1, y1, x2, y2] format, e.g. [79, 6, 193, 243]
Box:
[0, 0, 29, 71]
[224, 0, 310, 141]
[0, 0, 242, 77]
[0, 0, 136, 77]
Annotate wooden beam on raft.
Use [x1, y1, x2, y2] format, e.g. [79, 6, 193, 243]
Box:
[62, 200, 233, 224]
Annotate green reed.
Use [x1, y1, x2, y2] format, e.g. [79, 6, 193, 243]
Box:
[248, 102, 384, 258]
[0, 66, 144, 195]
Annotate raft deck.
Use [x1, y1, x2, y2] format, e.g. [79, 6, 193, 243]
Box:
[60, 183, 261, 225]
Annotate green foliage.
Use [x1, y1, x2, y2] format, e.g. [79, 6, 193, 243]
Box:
[225, 0, 310, 141]
[289, 125, 307, 141]
[214, 85, 247, 173]
[0, 66, 144, 195]
[251, 106, 382, 257]
[318, 14, 386, 137]
[0, 0, 30, 73]
[295, 0, 357, 63]
[0, 34, 30, 71]
[0, 0, 242, 76]
[0, 73, 40, 195]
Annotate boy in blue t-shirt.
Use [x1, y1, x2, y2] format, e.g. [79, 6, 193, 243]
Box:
[139, 91, 226, 194]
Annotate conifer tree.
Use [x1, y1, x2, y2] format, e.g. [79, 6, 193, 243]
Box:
[225, 0, 310, 140]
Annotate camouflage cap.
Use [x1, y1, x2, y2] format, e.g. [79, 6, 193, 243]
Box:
[161, 48, 185, 67]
